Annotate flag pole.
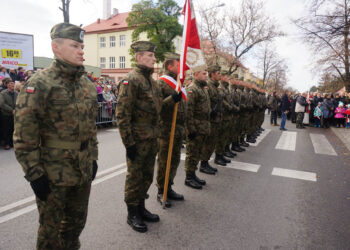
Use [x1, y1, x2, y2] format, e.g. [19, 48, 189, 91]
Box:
[162, 77, 181, 209]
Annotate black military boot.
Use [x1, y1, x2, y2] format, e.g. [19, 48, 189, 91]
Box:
[214, 154, 227, 166]
[222, 154, 231, 163]
[157, 190, 171, 208]
[193, 172, 206, 185]
[240, 137, 249, 147]
[232, 142, 244, 152]
[185, 172, 203, 189]
[207, 161, 218, 172]
[168, 187, 184, 201]
[227, 145, 237, 156]
[246, 135, 256, 143]
[200, 161, 216, 175]
[127, 205, 147, 233]
[224, 145, 235, 158]
[260, 127, 265, 131]
[139, 200, 160, 222]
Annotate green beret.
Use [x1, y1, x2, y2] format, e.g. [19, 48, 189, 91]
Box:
[220, 70, 229, 75]
[164, 52, 180, 61]
[131, 41, 156, 53]
[50, 23, 85, 43]
[207, 65, 221, 74]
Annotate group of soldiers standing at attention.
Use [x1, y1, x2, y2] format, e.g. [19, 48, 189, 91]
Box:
[13, 22, 268, 249]
[117, 40, 268, 233]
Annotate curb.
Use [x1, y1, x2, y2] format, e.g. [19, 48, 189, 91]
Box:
[330, 127, 350, 152]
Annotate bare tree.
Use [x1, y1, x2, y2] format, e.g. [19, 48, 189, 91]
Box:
[224, 0, 284, 74]
[294, 0, 350, 92]
[199, 3, 225, 66]
[257, 44, 284, 89]
[266, 62, 288, 93]
[59, 0, 71, 23]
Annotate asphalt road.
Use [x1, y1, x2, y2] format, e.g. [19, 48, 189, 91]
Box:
[1, 117, 350, 250]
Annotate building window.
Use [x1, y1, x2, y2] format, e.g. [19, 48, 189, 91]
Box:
[110, 36, 115, 47]
[100, 57, 106, 69]
[109, 57, 115, 69]
[119, 56, 125, 69]
[120, 35, 126, 47]
[100, 37, 106, 48]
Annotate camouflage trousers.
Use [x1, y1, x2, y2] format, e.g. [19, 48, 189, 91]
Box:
[258, 109, 265, 127]
[241, 112, 251, 136]
[36, 182, 91, 250]
[296, 112, 304, 127]
[156, 134, 183, 190]
[216, 119, 231, 153]
[125, 139, 158, 206]
[185, 134, 207, 173]
[202, 122, 220, 160]
[230, 115, 240, 143]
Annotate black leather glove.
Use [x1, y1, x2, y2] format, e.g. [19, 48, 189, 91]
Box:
[188, 132, 197, 140]
[172, 92, 182, 103]
[92, 160, 98, 181]
[126, 144, 137, 161]
[30, 175, 51, 201]
[210, 110, 217, 119]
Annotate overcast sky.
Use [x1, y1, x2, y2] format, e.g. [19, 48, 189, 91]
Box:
[0, 0, 315, 92]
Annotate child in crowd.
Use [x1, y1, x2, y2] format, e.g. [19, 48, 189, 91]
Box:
[345, 104, 350, 128]
[313, 102, 323, 128]
[334, 102, 345, 128]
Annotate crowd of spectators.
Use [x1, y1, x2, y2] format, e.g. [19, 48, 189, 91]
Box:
[0, 66, 32, 150]
[267, 91, 350, 129]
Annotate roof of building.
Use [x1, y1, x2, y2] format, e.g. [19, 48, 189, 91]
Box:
[83, 12, 130, 34]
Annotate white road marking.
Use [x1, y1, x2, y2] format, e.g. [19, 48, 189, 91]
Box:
[92, 168, 126, 185]
[0, 204, 37, 224]
[310, 134, 337, 156]
[96, 163, 125, 177]
[250, 129, 271, 146]
[275, 131, 297, 151]
[271, 167, 317, 182]
[106, 128, 118, 132]
[0, 196, 35, 214]
[0, 165, 127, 224]
[181, 153, 213, 161]
[223, 161, 260, 173]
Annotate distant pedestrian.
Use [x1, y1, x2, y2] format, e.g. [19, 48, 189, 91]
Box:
[334, 102, 345, 128]
[295, 92, 308, 129]
[323, 94, 335, 128]
[268, 91, 279, 126]
[280, 90, 290, 130]
[313, 102, 323, 128]
[345, 104, 350, 128]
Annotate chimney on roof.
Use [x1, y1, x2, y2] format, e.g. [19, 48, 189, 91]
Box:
[112, 8, 119, 16]
[103, 0, 111, 19]
[97, 18, 100, 24]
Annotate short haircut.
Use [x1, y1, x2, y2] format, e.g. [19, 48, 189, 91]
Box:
[52, 38, 64, 45]
[135, 52, 145, 62]
[164, 59, 176, 71]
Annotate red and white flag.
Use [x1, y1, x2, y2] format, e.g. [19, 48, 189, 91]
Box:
[159, 75, 187, 102]
[178, 0, 206, 88]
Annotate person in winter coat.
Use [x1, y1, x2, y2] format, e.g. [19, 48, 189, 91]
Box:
[280, 91, 290, 130]
[334, 102, 346, 128]
[295, 92, 308, 129]
[268, 91, 279, 126]
[313, 102, 323, 128]
[345, 104, 350, 128]
[323, 94, 335, 128]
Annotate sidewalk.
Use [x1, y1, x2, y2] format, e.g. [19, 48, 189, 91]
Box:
[331, 127, 350, 152]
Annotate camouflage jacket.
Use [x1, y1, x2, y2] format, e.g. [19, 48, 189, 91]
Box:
[251, 90, 260, 110]
[236, 87, 247, 111]
[158, 70, 187, 139]
[207, 78, 222, 123]
[244, 88, 253, 111]
[116, 64, 165, 147]
[14, 59, 98, 186]
[219, 81, 233, 120]
[228, 84, 240, 114]
[0, 89, 18, 116]
[186, 79, 211, 135]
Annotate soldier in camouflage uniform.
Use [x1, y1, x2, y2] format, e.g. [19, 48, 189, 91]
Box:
[14, 23, 98, 250]
[116, 41, 182, 233]
[245, 85, 257, 143]
[229, 77, 246, 152]
[156, 52, 185, 208]
[217, 70, 237, 158]
[201, 65, 229, 171]
[185, 69, 210, 189]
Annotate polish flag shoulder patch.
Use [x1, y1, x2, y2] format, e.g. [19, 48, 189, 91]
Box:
[204, 86, 208, 89]
[122, 81, 129, 85]
[26, 87, 35, 93]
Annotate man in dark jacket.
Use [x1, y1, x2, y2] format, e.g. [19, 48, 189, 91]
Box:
[268, 92, 279, 126]
[280, 91, 290, 130]
[0, 80, 17, 149]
